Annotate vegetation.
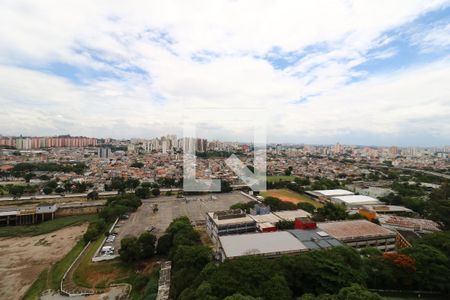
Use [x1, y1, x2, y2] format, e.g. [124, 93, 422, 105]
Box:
[263, 196, 297, 211]
[0, 214, 98, 237]
[174, 235, 450, 299]
[276, 220, 295, 230]
[83, 219, 107, 243]
[310, 177, 341, 190]
[119, 232, 157, 262]
[426, 183, 450, 229]
[230, 201, 258, 213]
[312, 202, 349, 222]
[10, 162, 87, 176]
[99, 194, 142, 222]
[297, 202, 316, 213]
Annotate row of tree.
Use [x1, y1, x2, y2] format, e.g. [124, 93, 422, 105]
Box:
[172, 231, 450, 299]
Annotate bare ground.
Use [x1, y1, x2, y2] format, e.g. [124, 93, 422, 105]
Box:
[0, 224, 88, 300]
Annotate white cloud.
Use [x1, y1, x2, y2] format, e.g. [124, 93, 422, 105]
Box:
[411, 22, 450, 52]
[0, 0, 449, 145]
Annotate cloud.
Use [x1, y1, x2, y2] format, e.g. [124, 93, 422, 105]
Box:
[411, 22, 450, 52]
[0, 0, 449, 146]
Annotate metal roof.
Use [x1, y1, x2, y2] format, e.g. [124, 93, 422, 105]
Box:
[219, 231, 307, 258]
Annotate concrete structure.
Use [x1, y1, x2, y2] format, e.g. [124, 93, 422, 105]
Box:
[318, 220, 397, 252]
[206, 209, 256, 243]
[0, 201, 105, 226]
[273, 209, 311, 221]
[219, 231, 307, 260]
[330, 195, 382, 208]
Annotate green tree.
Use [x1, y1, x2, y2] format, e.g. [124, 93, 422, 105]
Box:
[336, 284, 382, 300]
[224, 294, 261, 300]
[156, 234, 172, 255]
[297, 202, 316, 213]
[43, 186, 53, 195]
[313, 203, 348, 222]
[152, 187, 161, 197]
[400, 244, 450, 291]
[138, 232, 157, 259]
[262, 274, 292, 300]
[135, 186, 151, 199]
[426, 183, 450, 229]
[8, 185, 25, 199]
[119, 237, 141, 262]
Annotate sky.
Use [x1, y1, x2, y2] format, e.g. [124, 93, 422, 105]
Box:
[0, 0, 449, 147]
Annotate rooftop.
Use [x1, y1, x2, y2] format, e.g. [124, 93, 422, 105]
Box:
[378, 214, 440, 232]
[317, 220, 396, 241]
[288, 229, 342, 250]
[331, 195, 381, 206]
[313, 189, 355, 197]
[362, 205, 413, 213]
[249, 213, 281, 224]
[219, 231, 307, 258]
[207, 212, 255, 226]
[273, 209, 311, 221]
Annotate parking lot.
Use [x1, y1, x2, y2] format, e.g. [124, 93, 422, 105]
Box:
[110, 191, 252, 250]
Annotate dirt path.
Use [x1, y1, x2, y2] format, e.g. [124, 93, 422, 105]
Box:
[0, 224, 88, 300]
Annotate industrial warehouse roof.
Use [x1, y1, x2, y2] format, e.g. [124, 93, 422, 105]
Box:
[273, 209, 311, 221]
[288, 229, 342, 250]
[331, 195, 381, 206]
[219, 232, 307, 258]
[317, 220, 396, 241]
[378, 215, 440, 232]
[313, 189, 354, 197]
[248, 213, 281, 224]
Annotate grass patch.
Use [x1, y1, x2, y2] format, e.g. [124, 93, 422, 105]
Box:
[73, 236, 107, 288]
[22, 269, 49, 300]
[49, 240, 86, 289]
[0, 214, 98, 237]
[261, 188, 322, 208]
[266, 175, 297, 183]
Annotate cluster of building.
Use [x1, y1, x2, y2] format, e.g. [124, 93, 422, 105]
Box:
[0, 135, 97, 149]
[206, 206, 399, 261]
[206, 187, 443, 261]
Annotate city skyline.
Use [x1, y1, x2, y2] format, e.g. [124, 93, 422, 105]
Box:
[1, 1, 450, 146]
[1, 133, 449, 149]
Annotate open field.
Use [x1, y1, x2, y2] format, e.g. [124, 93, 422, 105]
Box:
[0, 214, 98, 237]
[0, 224, 88, 300]
[261, 189, 322, 207]
[22, 240, 86, 300]
[266, 175, 297, 183]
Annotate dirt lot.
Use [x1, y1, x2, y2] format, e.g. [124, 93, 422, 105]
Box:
[0, 224, 88, 300]
[262, 189, 322, 207]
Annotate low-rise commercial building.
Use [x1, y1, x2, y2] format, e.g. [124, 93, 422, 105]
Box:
[317, 220, 397, 252]
[218, 231, 308, 261]
[206, 209, 256, 243]
[330, 195, 382, 208]
[306, 189, 354, 202]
